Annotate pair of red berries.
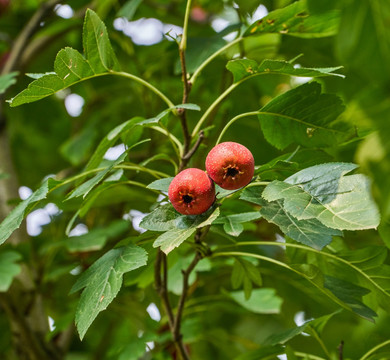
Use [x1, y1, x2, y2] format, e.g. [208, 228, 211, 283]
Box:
[168, 142, 255, 215]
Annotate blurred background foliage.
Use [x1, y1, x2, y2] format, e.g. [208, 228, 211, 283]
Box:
[1, 0, 390, 359]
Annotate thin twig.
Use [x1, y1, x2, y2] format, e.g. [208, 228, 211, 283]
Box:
[338, 340, 344, 360]
[178, 48, 191, 155]
[154, 251, 175, 329]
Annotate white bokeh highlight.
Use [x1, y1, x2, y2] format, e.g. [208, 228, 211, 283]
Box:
[114, 17, 183, 45]
[26, 203, 61, 236]
[123, 210, 147, 233]
[146, 303, 161, 321]
[65, 93, 85, 117]
[19, 186, 33, 200]
[68, 223, 89, 237]
[104, 143, 126, 160]
[55, 4, 74, 19]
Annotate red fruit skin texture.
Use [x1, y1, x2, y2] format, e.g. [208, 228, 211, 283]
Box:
[205, 142, 254, 190]
[168, 168, 215, 215]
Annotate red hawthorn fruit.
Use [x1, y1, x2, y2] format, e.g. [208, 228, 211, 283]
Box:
[205, 141, 254, 190]
[168, 168, 215, 215]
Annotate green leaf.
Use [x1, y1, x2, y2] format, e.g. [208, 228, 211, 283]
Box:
[265, 324, 307, 346]
[8, 9, 120, 107]
[263, 163, 380, 231]
[66, 152, 128, 200]
[258, 82, 349, 150]
[265, 311, 340, 346]
[231, 260, 245, 289]
[324, 275, 377, 321]
[214, 212, 261, 237]
[228, 288, 283, 314]
[241, 186, 342, 249]
[226, 58, 343, 83]
[0, 251, 22, 292]
[137, 103, 201, 126]
[0, 178, 60, 246]
[0, 72, 18, 94]
[140, 203, 182, 232]
[85, 117, 144, 172]
[244, 0, 340, 38]
[83, 9, 120, 73]
[152, 207, 220, 254]
[71, 244, 148, 340]
[147, 177, 173, 192]
[117, 0, 143, 20]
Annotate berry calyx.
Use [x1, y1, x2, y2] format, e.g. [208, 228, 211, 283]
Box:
[168, 168, 215, 215]
[205, 142, 254, 190]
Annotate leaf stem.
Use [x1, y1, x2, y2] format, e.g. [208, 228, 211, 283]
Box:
[180, 0, 193, 52]
[191, 82, 240, 137]
[216, 111, 261, 145]
[150, 125, 183, 157]
[220, 241, 390, 302]
[360, 339, 390, 360]
[189, 37, 243, 85]
[111, 71, 175, 108]
[211, 251, 352, 312]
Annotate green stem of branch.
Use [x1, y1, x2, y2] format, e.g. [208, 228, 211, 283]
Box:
[189, 37, 243, 85]
[216, 111, 261, 145]
[112, 71, 175, 108]
[360, 339, 390, 360]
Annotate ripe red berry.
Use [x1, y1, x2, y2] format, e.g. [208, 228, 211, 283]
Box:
[205, 142, 254, 190]
[168, 168, 215, 215]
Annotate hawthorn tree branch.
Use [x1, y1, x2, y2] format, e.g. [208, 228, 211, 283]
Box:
[154, 251, 175, 329]
[338, 340, 344, 360]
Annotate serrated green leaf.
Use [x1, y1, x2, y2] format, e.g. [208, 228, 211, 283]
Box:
[0, 72, 18, 94]
[228, 288, 283, 314]
[240, 187, 342, 249]
[0, 251, 22, 292]
[226, 58, 343, 83]
[83, 9, 120, 73]
[152, 207, 220, 254]
[214, 212, 261, 237]
[71, 244, 148, 340]
[244, 0, 340, 38]
[147, 177, 173, 192]
[0, 178, 60, 246]
[263, 163, 380, 231]
[153, 227, 198, 254]
[258, 82, 350, 150]
[8, 10, 119, 107]
[324, 275, 377, 321]
[140, 203, 182, 232]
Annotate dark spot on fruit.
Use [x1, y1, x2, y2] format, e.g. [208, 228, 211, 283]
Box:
[182, 195, 193, 204]
[226, 167, 239, 177]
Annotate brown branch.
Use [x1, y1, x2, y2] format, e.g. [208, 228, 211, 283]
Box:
[178, 130, 205, 172]
[154, 250, 175, 329]
[173, 252, 201, 344]
[338, 340, 344, 360]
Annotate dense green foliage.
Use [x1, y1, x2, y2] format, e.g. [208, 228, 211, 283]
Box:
[1, 0, 390, 359]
